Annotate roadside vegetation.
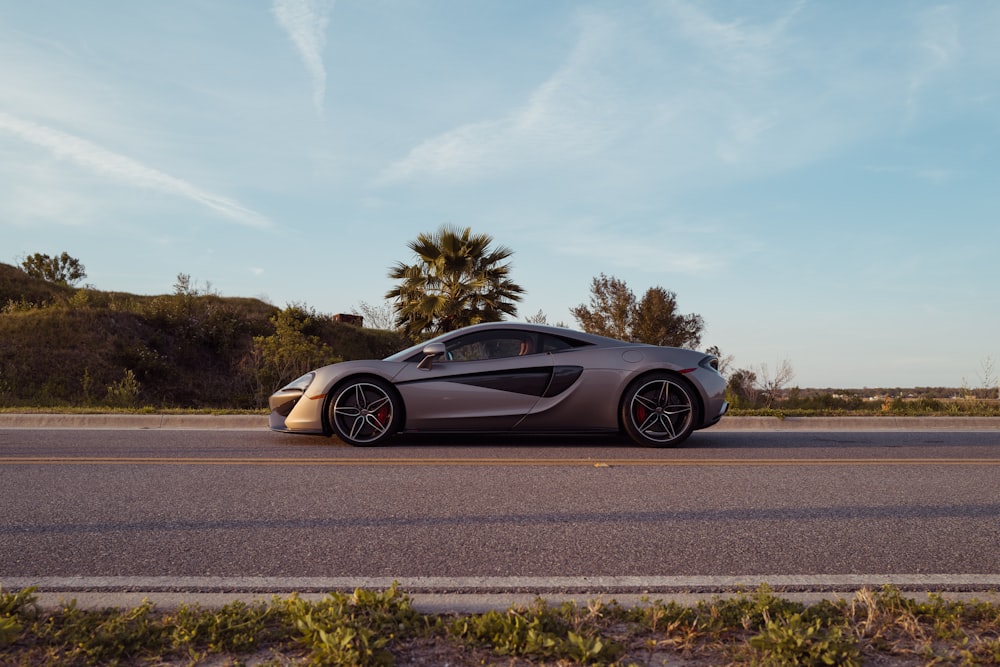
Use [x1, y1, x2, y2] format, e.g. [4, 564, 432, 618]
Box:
[3, 243, 998, 417]
[0, 262, 407, 410]
[2, 583, 999, 665]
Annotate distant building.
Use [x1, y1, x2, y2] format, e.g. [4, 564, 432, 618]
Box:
[334, 313, 363, 327]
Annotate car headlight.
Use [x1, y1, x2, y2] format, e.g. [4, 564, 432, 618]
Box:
[281, 372, 316, 393]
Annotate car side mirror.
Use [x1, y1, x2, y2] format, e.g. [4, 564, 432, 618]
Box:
[417, 342, 447, 370]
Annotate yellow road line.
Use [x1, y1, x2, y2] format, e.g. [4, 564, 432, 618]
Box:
[2, 457, 1000, 466]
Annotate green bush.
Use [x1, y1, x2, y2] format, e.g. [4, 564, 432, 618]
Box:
[748, 613, 861, 666]
[0, 585, 38, 648]
[449, 598, 622, 664]
[33, 599, 167, 665]
[283, 583, 428, 666]
[168, 598, 290, 656]
[105, 369, 142, 408]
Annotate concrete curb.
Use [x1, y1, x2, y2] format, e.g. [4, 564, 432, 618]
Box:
[712, 416, 1000, 431]
[0, 413, 266, 430]
[10, 575, 1000, 611]
[0, 414, 998, 431]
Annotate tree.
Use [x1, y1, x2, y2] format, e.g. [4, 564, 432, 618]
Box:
[524, 309, 569, 328]
[386, 225, 525, 340]
[570, 274, 704, 348]
[977, 355, 998, 400]
[352, 300, 398, 331]
[727, 368, 758, 407]
[755, 358, 796, 408]
[631, 286, 704, 349]
[524, 309, 548, 324]
[569, 274, 634, 340]
[245, 304, 341, 406]
[19, 252, 86, 286]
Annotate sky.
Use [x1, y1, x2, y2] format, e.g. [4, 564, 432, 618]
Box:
[1, 0, 998, 389]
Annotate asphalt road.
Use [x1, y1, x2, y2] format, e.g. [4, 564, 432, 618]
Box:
[2, 421, 999, 610]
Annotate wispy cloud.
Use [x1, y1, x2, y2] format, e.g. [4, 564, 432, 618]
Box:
[0, 110, 271, 228]
[663, 0, 804, 78]
[561, 236, 723, 275]
[377, 13, 618, 185]
[906, 5, 962, 124]
[533, 217, 727, 276]
[272, 0, 334, 116]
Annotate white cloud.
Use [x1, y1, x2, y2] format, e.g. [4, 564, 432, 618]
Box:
[377, 13, 619, 185]
[662, 0, 804, 79]
[0, 110, 271, 228]
[905, 4, 962, 123]
[272, 0, 334, 116]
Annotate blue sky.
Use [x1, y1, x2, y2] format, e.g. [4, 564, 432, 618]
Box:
[2, 0, 998, 389]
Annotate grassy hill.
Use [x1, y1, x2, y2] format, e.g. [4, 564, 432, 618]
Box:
[0, 263, 408, 409]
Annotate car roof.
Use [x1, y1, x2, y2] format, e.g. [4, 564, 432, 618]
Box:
[383, 321, 643, 362]
[450, 321, 634, 346]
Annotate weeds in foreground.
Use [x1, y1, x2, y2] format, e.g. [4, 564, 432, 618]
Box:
[448, 597, 624, 664]
[2, 583, 999, 665]
[283, 583, 430, 666]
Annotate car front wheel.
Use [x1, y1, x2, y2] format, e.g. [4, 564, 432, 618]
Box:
[327, 378, 401, 446]
[621, 373, 698, 447]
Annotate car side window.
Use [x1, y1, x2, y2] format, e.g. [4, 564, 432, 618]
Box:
[537, 333, 574, 352]
[446, 332, 535, 361]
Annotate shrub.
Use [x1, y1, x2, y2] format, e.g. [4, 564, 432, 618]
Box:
[748, 613, 861, 666]
[449, 598, 622, 664]
[283, 583, 427, 666]
[105, 369, 142, 408]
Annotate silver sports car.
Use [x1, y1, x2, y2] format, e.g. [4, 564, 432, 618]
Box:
[268, 322, 728, 447]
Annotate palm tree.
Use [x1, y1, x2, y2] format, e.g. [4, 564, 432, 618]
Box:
[386, 225, 525, 340]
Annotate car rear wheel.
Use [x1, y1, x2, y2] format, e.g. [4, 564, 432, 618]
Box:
[327, 378, 401, 446]
[621, 373, 697, 447]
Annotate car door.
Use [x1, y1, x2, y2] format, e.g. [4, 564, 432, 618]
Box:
[391, 329, 554, 431]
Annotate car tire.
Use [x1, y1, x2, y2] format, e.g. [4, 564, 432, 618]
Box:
[326, 377, 401, 446]
[621, 373, 698, 447]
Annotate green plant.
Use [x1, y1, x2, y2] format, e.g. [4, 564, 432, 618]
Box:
[105, 368, 142, 407]
[169, 598, 288, 655]
[0, 614, 19, 648]
[0, 585, 38, 647]
[448, 598, 622, 664]
[748, 613, 861, 666]
[0, 585, 998, 664]
[19, 251, 86, 286]
[284, 583, 426, 666]
[2, 297, 45, 313]
[246, 304, 342, 406]
[80, 368, 94, 405]
[34, 598, 166, 665]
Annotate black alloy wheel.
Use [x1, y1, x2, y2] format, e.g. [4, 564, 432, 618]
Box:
[327, 378, 401, 446]
[621, 373, 698, 447]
